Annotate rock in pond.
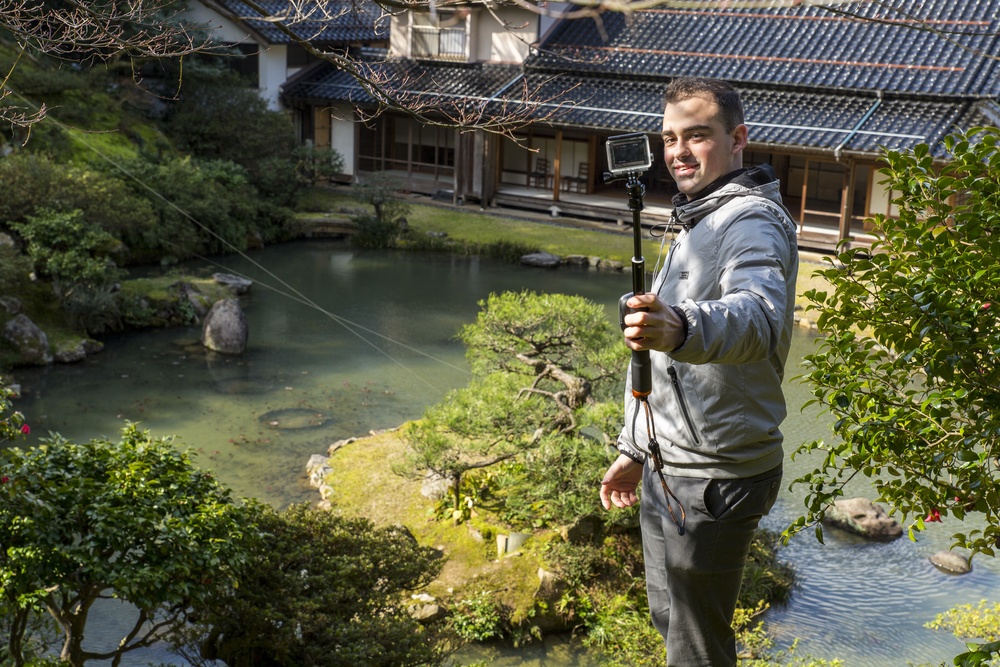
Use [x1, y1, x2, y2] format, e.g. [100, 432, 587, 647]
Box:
[822, 497, 903, 541]
[202, 298, 248, 355]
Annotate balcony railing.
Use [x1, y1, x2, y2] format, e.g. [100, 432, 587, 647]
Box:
[411, 25, 467, 61]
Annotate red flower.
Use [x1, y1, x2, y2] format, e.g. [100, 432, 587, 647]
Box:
[1, 476, 9, 484]
[983, 302, 992, 311]
[20, 424, 30, 434]
[925, 509, 942, 523]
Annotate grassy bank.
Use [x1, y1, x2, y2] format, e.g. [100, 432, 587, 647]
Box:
[302, 185, 830, 312]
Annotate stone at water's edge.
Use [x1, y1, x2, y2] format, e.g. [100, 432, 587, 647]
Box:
[822, 497, 903, 541]
[930, 550, 972, 575]
[202, 298, 249, 355]
[213, 273, 254, 295]
[520, 252, 561, 268]
[3, 314, 52, 366]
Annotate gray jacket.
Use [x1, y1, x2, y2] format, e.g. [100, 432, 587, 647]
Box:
[617, 165, 799, 478]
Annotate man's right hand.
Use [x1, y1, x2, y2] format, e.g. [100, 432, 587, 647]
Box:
[600, 454, 643, 510]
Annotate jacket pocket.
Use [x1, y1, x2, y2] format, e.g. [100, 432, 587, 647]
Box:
[667, 365, 701, 446]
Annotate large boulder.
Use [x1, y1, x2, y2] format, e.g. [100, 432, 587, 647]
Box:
[3, 314, 52, 365]
[823, 497, 903, 541]
[202, 299, 249, 355]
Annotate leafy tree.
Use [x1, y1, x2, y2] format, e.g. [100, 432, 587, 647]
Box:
[162, 66, 303, 208]
[179, 503, 445, 667]
[0, 423, 250, 667]
[398, 291, 626, 520]
[789, 127, 1000, 662]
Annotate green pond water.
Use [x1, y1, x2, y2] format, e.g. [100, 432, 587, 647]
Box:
[8, 240, 999, 666]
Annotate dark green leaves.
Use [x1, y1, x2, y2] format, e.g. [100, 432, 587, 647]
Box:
[789, 127, 1000, 558]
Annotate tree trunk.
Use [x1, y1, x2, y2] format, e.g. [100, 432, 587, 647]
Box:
[52, 598, 91, 667]
[451, 474, 462, 514]
[8, 608, 28, 667]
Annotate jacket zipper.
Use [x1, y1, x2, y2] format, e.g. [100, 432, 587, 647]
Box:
[667, 366, 701, 446]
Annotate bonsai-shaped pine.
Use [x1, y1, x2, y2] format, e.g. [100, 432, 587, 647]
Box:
[398, 290, 626, 523]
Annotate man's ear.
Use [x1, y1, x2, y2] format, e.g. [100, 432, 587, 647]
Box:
[732, 124, 749, 153]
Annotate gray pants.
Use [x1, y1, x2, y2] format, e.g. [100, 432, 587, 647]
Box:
[640, 464, 782, 667]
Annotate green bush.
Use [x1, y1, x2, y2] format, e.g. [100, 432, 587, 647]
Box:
[478, 239, 540, 264]
[10, 209, 125, 299]
[0, 153, 158, 264]
[352, 213, 405, 249]
[350, 173, 411, 249]
[0, 246, 33, 295]
[164, 67, 297, 169]
[119, 156, 265, 259]
[0, 152, 63, 226]
[180, 503, 445, 667]
[451, 591, 508, 642]
[493, 435, 617, 530]
[61, 284, 122, 335]
[294, 143, 346, 185]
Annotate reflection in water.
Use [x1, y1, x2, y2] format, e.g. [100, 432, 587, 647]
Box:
[7, 241, 999, 666]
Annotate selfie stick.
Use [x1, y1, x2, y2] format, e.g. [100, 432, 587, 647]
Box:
[623, 172, 652, 398]
[605, 133, 653, 399]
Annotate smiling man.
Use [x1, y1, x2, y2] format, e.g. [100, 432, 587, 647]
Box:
[600, 77, 800, 666]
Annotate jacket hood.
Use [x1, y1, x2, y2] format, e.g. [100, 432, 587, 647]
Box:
[672, 164, 782, 229]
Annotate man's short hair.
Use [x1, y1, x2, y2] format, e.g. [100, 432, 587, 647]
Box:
[663, 77, 744, 133]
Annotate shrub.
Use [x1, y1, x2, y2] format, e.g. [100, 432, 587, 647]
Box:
[119, 156, 260, 259]
[350, 173, 411, 249]
[0, 246, 33, 295]
[294, 143, 346, 185]
[179, 503, 445, 667]
[163, 67, 297, 169]
[478, 239, 540, 264]
[10, 209, 125, 300]
[451, 591, 508, 642]
[0, 153, 158, 265]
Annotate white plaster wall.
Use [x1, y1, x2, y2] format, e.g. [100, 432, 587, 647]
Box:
[390, 14, 409, 58]
[869, 182, 900, 218]
[476, 6, 537, 62]
[183, 4, 257, 44]
[257, 44, 288, 110]
[329, 105, 356, 176]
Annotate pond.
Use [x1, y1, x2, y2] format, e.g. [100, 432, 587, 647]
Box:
[8, 240, 999, 666]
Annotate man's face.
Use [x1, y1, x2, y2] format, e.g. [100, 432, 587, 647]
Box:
[661, 95, 747, 199]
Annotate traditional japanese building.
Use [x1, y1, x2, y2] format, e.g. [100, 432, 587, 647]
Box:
[256, 1, 1000, 252]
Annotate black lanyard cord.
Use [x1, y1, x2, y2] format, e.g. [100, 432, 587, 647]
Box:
[635, 397, 686, 536]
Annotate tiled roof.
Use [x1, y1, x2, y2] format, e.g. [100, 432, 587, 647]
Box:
[211, 0, 388, 44]
[530, 2, 1000, 97]
[282, 59, 523, 107]
[283, 63, 977, 157]
[503, 73, 979, 158]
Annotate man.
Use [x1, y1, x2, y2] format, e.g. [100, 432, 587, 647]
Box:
[599, 77, 798, 667]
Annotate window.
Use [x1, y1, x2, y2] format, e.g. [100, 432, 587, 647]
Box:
[411, 11, 468, 61]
